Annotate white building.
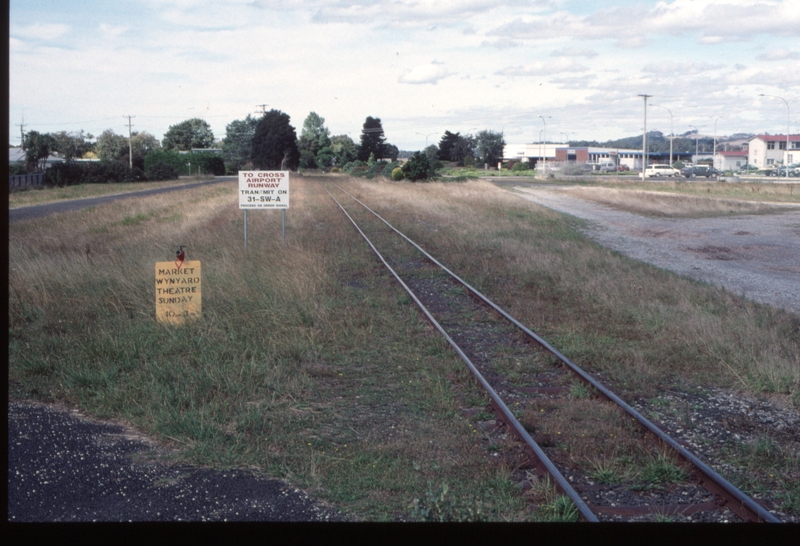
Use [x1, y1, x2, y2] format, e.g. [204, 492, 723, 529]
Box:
[748, 134, 800, 167]
[503, 143, 567, 162]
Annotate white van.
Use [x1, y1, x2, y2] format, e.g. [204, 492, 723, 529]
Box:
[643, 164, 680, 177]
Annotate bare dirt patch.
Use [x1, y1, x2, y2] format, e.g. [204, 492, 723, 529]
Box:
[509, 184, 800, 316]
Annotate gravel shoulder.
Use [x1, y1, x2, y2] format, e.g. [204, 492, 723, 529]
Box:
[507, 184, 800, 316]
[8, 399, 347, 522]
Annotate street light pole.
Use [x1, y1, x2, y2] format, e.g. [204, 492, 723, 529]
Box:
[759, 93, 791, 180]
[416, 132, 436, 149]
[638, 94, 652, 177]
[539, 115, 550, 173]
[712, 116, 723, 172]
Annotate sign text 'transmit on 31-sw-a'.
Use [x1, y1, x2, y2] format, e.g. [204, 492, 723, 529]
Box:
[239, 171, 290, 209]
[155, 261, 201, 324]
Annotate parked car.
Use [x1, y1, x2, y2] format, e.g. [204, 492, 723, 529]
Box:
[643, 164, 680, 177]
[769, 164, 800, 177]
[680, 165, 720, 178]
[598, 163, 622, 172]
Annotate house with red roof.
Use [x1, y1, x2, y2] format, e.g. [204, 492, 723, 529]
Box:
[748, 134, 800, 168]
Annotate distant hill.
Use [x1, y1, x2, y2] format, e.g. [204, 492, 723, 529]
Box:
[568, 131, 749, 153]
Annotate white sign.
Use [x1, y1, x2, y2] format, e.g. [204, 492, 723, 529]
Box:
[238, 171, 290, 209]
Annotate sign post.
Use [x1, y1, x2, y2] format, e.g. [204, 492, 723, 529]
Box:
[238, 170, 290, 245]
[155, 249, 201, 324]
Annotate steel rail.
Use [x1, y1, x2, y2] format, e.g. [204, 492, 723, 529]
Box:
[329, 182, 780, 523]
[320, 182, 599, 522]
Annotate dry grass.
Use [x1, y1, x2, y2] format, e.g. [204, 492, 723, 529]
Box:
[9, 175, 799, 522]
[335, 177, 800, 402]
[558, 186, 797, 217]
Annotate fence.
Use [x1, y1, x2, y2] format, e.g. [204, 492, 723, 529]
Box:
[9, 172, 45, 192]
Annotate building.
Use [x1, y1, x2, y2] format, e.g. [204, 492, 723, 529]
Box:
[747, 134, 800, 168]
[715, 150, 749, 171]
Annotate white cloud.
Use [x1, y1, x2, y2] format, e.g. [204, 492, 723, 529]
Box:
[11, 23, 70, 41]
[496, 59, 590, 77]
[399, 62, 450, 84]
[481, 39, 521, 49]
[551, 47, 598, 58]
[757, 49, 800, 61]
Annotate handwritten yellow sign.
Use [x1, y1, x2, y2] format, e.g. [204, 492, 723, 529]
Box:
[155, 260, 201, 324]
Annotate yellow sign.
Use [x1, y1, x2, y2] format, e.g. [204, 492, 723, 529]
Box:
[155, 260, 201, 324]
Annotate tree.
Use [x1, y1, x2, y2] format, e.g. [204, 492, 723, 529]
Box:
[23, 131, 56, 171]
[95, 129, 129, 161]
[438, 130, 461, 162]
[401, 152, 435, 181]
[450, 134, 476, 165]
[383, 143, 399, 162]
[251, 109, 300, 170]
[358, 116, 387, 161]
[222, 114, 259, 169]
[50, 130, 93, 162]
[330, 134, 358, 166]
[130, 132, 161, 170]
[424, 144, 439, 160]
[162, 118, 215, 151]
[298, 112, 331, 169]
[475, 130, 505, 166]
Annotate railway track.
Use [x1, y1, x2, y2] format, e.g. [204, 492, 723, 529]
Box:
[322, 180, 781, 523]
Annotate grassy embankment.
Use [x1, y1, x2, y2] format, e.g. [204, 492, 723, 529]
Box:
[8, 177, 219, 208]
[9, 176, 799, 520]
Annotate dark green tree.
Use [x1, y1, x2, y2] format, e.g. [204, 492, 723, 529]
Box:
[401, 152, 435, 181]
[162, 118, 215, 151]
[23, 131, 56, 171]
[222, 115, 258, 168]
[451, 134, 476, 165]
[358, 116, 387, 161]
[475, 130, 505, 166]
[438, 130, 461, 161]
[383, 143, 399, 162]
[251, 110, 300, 170]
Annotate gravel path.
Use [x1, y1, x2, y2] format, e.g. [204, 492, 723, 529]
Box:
[508, 184, 800, 316]
[8, 400, 346, 522]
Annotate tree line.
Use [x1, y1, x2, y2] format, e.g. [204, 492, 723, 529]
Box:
[12, 110, 508, 185]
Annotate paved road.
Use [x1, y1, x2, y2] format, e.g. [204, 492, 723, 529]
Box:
[8, 400, 346, 522]
[8, 177, 234, 223]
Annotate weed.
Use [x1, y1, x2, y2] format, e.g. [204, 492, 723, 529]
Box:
[587, 457, 621, 484]
[410, 482, 483, 522]
[638, 450, 688, 485]
[569, 382, 592, 399]
[536, 495, 579, 522]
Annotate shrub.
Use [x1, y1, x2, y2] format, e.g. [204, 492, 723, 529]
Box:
[381, 161, 400, 178]
[366, 160, 388, 179]
[401, 152, 435, 181]
[45, 161, 139, 186]
[512, 161, 532, 172]
[391, 167, 404, 181]
[146, 162, 180, 181]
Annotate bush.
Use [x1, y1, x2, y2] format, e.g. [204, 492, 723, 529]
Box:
[366, 160, 389, 179]
[144, 149, 225, 176]
[46, 161, 140, 186]
[512, 161, 532, 172]
[146, 162, 180, 181]
[380, 161, 400, 178]
[401, 152, 435, 181]
[391, 167, 404, 181]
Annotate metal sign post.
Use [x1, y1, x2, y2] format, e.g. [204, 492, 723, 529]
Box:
[238, 170, 290, 247]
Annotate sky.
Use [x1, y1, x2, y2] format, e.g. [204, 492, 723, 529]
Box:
[9, 0, 800, 151]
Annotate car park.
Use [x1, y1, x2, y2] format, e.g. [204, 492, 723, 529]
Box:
[769, 164, 800, 177]
[680, 165, 720, 178]
[643, 164, 680, 177]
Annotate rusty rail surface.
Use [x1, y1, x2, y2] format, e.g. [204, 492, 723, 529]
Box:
[323, 181, 781, 523]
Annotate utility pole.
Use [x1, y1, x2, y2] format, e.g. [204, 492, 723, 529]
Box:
[16, 115, 26, 150]
[638, 94, 652, 176]
[255, 104, 269, 116]
[124, 115, 135, 169]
